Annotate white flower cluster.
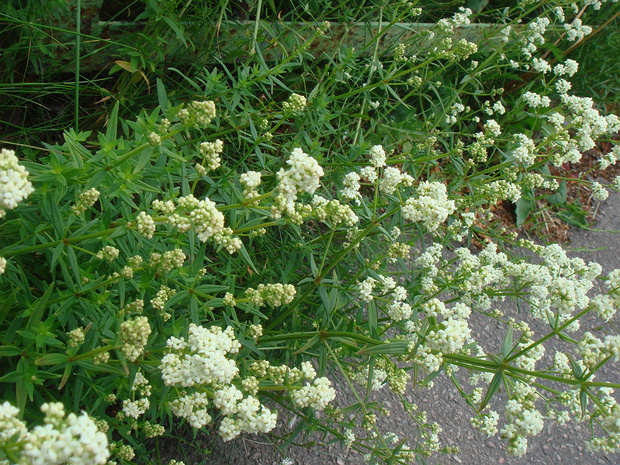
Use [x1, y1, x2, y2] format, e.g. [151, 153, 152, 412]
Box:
[357, 275, 411, 320]
[0, 401, 27, 442]
[96, 246, 120, 262]
[214, 227, 243, 254]
[148, 131, 161, 146]
[521, 92, 550, 109]
[369, 144, 387, 168]
[511, 133, 537, 166]
[240, 170, 262, 201]
[311, 195, 358, 227]
[445, 102, 465, 124]
[178, 100, 217, 128]
[170, 392, 211, 429]
[0, 256, 6, 275]
[119, 316, 151, 362]
[156, 194, 228, 244]
[154, 248, 186, 273]
[423, 301, 472, 354]
[122, 398, 149, 419]
[578, 332, 620, 369]
[415, 242, 444, 286]
[379, 166, 414, 195]
[406, 305, 472, 374]
[357, 277, 376, 302]
[481, 179, 521, 203]
[352, 364, 387, 391]
[436, 7, 472, 34]
[585, 389, 620, 453]
[290, 377, 336, 411]
[72, 188, 100, 215]
[554, 59, 579, 77]
[521, 17, 549, 57]
[216, 394, 278, 441]
[272, 148, 324, 219]
[160, 324, 241, 388]
[160, 324, 279, 441]
[499, 384, 544, 457]
[150, 285, 176, 320]
[564, 18, 592, 42]
[1, 401, 111, 465]
[245, 283, 296, 307]
[470, 411, 499, 437]
[136, 211, 156, 239]
[556, 93, 614, 155]
[385, 284, 412, 321]
[598, 145, 620, 170]
[483, 119, 502, 138]
[199, 139, 224, 171]
[387, 241, 410, 263]
[67, 327, 85, 348]
[531, 57, 551, 74]
[401, 181, 456, 231]
[282, 93, 307, 115]
[590, 181, 609, 201]
[341, 171, 361, 205]
[131, 370, 151, 397]
[0, 148, 34, 218]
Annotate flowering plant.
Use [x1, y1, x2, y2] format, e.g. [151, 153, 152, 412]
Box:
[1, 1, 620, 464]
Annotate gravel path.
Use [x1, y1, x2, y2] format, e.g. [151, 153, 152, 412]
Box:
[160, 190, 620, 465]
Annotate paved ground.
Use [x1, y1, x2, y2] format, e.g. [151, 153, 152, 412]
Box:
[159, 189, 620, 465]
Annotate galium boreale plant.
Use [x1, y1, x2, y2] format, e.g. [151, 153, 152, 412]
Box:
[2, 1, 620, 464]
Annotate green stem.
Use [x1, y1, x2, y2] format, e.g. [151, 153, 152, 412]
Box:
[2, 226, 123, 258]
[249, 0, 263, 55]
[68, 344, 116, 362]
[506, 307, 590, 363]
[234, 221, 279, 235]
[74, 0, 81, 131]
[324, 341, 392, 454]
[265, 207, 399, 331]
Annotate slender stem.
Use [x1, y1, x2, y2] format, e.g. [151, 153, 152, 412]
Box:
[265, 208, 399, 331]
[74, 0, 81, 131]
[260, 330, 383, 346]
[68, 344, 116, 362]
[506, 307, 590, 363]
[324, 342, 392, 454]
[2, 226, 123, 257]
[249, 0, 263, 55]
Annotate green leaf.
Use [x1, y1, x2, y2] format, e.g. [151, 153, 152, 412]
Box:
[0, 371, 23, 383]
[567, 354, 583, 379]
[0, 345, 21, 357]
[478, 371, 502, 412]
[50, 243, 65, 271]
[63, 131, 90, 169]
[25, 284, 55, 332]
[356, 341, 409, 356]
[66, 246, 81, 284]
[516, 194, 534, 226]
[0, 292, 16, 327]
[502, 326, 513, 358]
[35, 353, 68, 366]
[161, 16, 189, 47]
[368, 300, 378, 339]
[338, 402, 362, 414]
[106, 101, 120, 142]
[59, 363, 73, 390]
[133, 146, 153, 174]
[156, 78, 169, 112]
[546, 180, 567, 206]
[580, 389, 588, 417]
[238, 243, 258, 274]
[557, 204, 589, 228]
